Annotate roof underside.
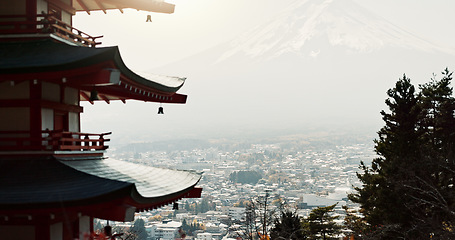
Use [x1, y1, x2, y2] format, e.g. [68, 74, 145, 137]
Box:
[62, 158, 202, 200]
[0, 39, 187, 104]
[72, 0, 175, 14]
[0, 157, 201, 211]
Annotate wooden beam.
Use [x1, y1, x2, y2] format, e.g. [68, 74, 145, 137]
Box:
[0, 61, 110, 82]
[186, 187, 203, 198]
[0, 100, 83, 113]
[105, 0, 175, 14]
[76, 0, 91, 14]
[41, 100, 84, 113]
[100, 95, 110, 104]
[94, 0, 107, 14]
[80, 91, 94, 105]
[69, 0, 174, 14]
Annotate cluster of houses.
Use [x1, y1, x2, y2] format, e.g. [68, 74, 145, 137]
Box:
[106, 137, 375, 239]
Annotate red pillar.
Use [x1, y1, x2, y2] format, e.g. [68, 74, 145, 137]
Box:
[62, 214, 79, 240]
[90, 216, 94, 235]
[30, 80, 42, 147]
[35, 221, 50, 240]
[25, 0, 37, 24]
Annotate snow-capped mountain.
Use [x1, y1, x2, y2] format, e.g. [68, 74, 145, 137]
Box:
[149, 0, 455, 139]
[217, 0, 452, 63]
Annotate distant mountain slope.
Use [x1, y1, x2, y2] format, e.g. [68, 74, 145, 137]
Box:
[150, 0, 455, 138]
[217, 0, 452, 63]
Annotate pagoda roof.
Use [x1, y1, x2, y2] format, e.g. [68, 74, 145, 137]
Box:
[73, 0, 175, 14]
[0, 39, 187, 103]
[0, 157, 201, 220]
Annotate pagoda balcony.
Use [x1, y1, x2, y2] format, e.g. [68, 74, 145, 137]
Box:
[0, 130, 111, 152]
[0, 14, 102, 47]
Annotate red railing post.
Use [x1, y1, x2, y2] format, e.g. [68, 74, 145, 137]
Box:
[0, 14, 102, 47]
[84, 134, 90, 150]
[0, 130, 109, 151]
[99, 135, 104, 149]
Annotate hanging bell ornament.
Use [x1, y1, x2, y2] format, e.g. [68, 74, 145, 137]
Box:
[89, 88, 99, 101]
[158, 106, 164, 114]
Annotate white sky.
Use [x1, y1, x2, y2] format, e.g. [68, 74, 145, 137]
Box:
[73, 0, 455, 142]
[73, 0, 455, 70]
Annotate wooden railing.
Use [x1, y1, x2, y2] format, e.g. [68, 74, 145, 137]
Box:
[0, 14, 102, 47]
[0, 130, 111, 151]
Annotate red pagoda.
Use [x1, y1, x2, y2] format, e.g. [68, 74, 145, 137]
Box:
[0, 1, 202, 239]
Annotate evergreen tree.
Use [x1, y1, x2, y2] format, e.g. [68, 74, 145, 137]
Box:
[270, 209, 307, 240]
[229, 170, 262, 184]
[305, 204, 341, 240]
[184, 201, 190, 211]
[94, 220, 102, 232]
[350, 75, 421, 237]
[181, 219, 195, 236]
[406, 69, 455, 236]
[129, 218, 148, 240]
[342, 206, 367, 239]
[198, 198, 210, 213]
[349, 70, 455, 238]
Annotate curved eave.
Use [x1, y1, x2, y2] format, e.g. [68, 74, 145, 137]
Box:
[0, 158, 134, 209]
[61, 158, 202, 211]
[111, 48, 186, 93]
[81, 90, 187, 104]
[0, 157, 202, 219]
[73, 0, 175, 14]
[0, 40, 187, 101]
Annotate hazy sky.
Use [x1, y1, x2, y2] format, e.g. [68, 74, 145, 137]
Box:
[73, 0, 455, 143]
[74, 0, 455, 70]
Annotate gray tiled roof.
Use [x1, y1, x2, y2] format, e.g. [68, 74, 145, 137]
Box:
[0, 157, 201, 210]
[62, 158, 202, 200]
[0, 157, 132, 209]
[0, 39, 186, 93]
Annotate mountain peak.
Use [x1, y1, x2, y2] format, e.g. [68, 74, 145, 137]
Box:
[217, 0, 452, 62]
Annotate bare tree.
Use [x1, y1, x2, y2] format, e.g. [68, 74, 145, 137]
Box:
[232, 190, 280, 240]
